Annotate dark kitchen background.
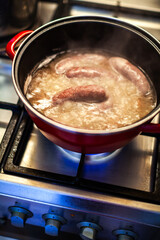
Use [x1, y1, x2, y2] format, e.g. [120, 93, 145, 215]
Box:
[0, 1, 160, 240]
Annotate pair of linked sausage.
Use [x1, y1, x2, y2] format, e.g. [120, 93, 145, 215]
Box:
[52, 85, 108, 106]
[109, 57, 150, 95]
[53, 55, 150, 107]
[53, 54, 108, 106]
[56, 55, 150, 95]
[55, 53, 106, 74]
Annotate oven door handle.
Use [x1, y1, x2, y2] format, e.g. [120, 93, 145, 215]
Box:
[6, 30, 33, 60]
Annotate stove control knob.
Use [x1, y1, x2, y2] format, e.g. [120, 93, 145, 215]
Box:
[8, 206, 33, 228]
[42, 213, 66, 237]
[77, 221, 102, 240]
[113, 229, 137, 240]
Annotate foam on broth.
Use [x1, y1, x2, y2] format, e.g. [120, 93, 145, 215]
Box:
[24, 50, 156, 130]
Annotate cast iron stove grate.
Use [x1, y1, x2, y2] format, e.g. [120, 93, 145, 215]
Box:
[0, 101, 27, 169]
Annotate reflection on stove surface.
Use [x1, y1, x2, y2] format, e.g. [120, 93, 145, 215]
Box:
[20, 123, 157, 192]
[0, 237, 18, 240]
[83, 134, 156, 192]
[0, 109, 12, 142]
[20, 127, 80, 177]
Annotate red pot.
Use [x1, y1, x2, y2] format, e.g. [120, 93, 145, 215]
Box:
[6, 16, 160, 153]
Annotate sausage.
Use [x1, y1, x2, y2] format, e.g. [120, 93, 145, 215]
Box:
[109, 57, 150, 95]
[66, 67, 102, 78]
[52, 85, 108, 106]
[55, 53, 106, 74]
[55, 57, 74, 74]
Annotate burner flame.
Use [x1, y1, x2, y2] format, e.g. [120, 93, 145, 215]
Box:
[57, 146, 122, 164]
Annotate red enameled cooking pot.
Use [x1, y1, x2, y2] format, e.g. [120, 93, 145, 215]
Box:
[6, 16, 160, 153]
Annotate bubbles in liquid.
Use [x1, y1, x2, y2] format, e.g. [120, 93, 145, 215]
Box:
[25, 50, 156, 130]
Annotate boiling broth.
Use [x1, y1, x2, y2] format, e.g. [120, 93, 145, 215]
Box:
[24, 50, 156, 130]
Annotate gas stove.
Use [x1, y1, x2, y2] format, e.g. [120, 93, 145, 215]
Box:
[0, 1, 160, 240]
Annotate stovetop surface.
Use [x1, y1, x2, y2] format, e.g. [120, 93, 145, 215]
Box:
[0, 0, 160, 206]
[20, 125, 157, 192]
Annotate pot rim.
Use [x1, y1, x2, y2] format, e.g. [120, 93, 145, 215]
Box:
[12, 15, 160, 135]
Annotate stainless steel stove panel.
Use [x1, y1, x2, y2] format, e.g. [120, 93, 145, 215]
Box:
[20, 126, 81, 176]
[19, 123, 157, 192]
[0, 193, 160, 240]
[0, 59, 17, 144]
[0, 110, 12, 142]
[83, 134, 157, 192]
[0, 59, 17, 103]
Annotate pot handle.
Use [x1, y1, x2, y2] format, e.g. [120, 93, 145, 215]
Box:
[6, 30, 33, 60]
[140, 123, 160, 133]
